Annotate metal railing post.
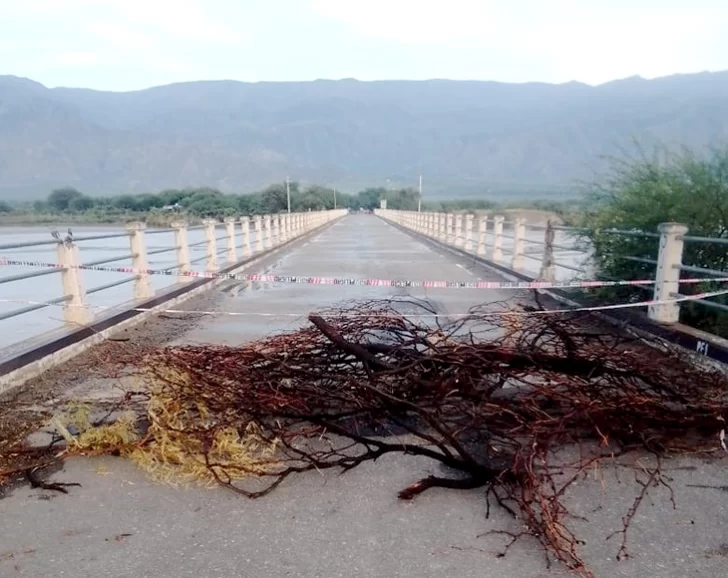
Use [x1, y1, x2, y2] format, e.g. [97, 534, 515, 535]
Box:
[648, 222, 689, 324]
[126, 222, 154, 300]
[172, 221, 191, 283]
[493, 216, 504, 264]
[203, 219, 218, 272]
[538, 220, 556, 281]
[477, 216, 487, 257]
[225, 217, 237, 264]
[511, 218, 526, 270]
[56, 241, 93, 325]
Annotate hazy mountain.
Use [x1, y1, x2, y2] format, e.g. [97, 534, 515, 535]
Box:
[2, 71, 728, 199]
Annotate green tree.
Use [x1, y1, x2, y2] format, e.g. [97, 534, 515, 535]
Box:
[355, 188, 386, 210]
[582, 147, 728, 337]
[114, 195, 140, 211]
[69, 195, 95, 212]
[48, 187, 83, 212]
[0, 200, 12, 213]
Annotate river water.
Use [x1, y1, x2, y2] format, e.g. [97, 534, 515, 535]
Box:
[0, 223, 590, 355]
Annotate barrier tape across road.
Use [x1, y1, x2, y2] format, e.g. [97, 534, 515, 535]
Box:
[2, 288, 728, 319]
[1, 257, 728, 291]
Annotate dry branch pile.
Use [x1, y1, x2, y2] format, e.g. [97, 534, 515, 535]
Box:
[4, 297, 728, 576]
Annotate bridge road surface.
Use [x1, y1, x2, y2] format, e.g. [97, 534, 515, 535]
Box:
[1, 215, 727, 578]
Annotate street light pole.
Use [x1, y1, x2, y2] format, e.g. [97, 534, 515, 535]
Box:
[334, 188, 337, 209]
[418, 174, 422, 212]
[286, 177, 291, 213]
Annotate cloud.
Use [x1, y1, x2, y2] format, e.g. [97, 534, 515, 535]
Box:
[50, 51, 101, 67]
[309, 0, 495, 44]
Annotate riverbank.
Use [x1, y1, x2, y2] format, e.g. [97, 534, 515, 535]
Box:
[0, 212, 186, 228]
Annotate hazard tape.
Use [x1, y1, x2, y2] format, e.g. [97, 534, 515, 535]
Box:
[1, 287, 727, 319]
[2, 257, 728, 291]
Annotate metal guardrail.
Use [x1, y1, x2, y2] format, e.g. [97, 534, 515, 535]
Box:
[0, 211, 343, 329]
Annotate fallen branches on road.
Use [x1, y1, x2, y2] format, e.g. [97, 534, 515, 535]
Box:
[4, 297, 728, 577]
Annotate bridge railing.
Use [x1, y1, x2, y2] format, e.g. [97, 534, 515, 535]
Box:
[0, 210, 344, 331]
[375, 209, 728, 330]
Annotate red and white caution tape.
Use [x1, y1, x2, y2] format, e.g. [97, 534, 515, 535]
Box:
[1, 287, 727, 319]
[2, 257, 728, 291]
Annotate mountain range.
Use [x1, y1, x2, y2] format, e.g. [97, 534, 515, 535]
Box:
[2, 71, 728, 200]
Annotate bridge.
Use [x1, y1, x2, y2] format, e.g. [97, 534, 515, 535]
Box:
[1, 207, 726, 390]
[1, 209, 727, 578]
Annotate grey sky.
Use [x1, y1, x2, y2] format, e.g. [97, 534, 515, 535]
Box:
[0, 0, 725, 91]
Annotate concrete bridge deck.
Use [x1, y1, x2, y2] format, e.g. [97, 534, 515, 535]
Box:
[179, 213, 518, 346]
[1, 215, 726, 578]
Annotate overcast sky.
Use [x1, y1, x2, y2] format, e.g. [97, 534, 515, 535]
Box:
[0, 0, 725, 91]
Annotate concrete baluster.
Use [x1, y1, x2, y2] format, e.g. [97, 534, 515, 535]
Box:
[477, 217, 487, 257]
[455, 215, 463, 248]
[446, 214, 454, 245]
[56, 240, 93, 325]
[224, 217, 237, 264]
[648, 222, 689, 324]
[254, 216, 263, 252]
[263, 215, 272, 249]
[172, 221, 192, 283]
[203, 219, 218, 272]
[282, 213, 289, 243]
[511, 218, 526, 270]
[270, 215, 278, 247]
[126, 222, 154, 300]
[465, 215, 474, 252]
[438, 213, 446, 242]
[538, 220, 556, 281]
[493, 216, 504, 264]
[241, 217, 251, 258]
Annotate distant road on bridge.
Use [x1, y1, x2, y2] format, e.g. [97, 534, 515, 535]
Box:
[180, 214, 520, 346]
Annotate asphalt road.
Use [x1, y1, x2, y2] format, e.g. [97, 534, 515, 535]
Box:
[1, 215, 726, 578]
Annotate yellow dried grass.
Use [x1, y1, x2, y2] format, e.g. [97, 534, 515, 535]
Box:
[51, 372, 280, 490]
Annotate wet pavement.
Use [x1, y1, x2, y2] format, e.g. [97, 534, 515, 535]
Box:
[1, 215, 727, 578]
